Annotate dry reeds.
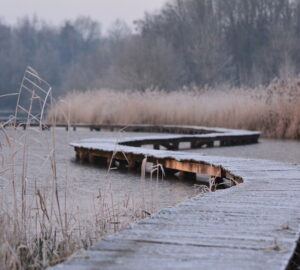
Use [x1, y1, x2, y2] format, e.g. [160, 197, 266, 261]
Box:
[0, 68, 158, 270]
[0, 122, 155, 270]
[48, 77, 300, 140]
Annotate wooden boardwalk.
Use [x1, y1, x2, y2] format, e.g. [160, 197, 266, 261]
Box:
[50, 125, 300, 270]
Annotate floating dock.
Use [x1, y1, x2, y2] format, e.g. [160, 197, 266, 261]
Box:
[49, 125, 299, 270]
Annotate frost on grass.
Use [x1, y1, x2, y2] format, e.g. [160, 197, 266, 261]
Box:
[0, 68, 158, 270]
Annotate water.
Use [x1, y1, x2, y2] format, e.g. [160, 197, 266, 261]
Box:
[187, 138, 300, 164]
[2, 128, 299, 204]
[26, 128, 300, 210]
[0, 128, 199, 214]
[1, 126, 299, 240]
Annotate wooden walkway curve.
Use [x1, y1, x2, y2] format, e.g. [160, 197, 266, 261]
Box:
[50, 125, 300, 270]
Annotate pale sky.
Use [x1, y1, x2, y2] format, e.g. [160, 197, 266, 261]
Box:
[0, 0, 168, 31]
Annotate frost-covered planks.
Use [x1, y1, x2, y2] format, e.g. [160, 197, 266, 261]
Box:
[71, 124, 260, 149]
[49, 126, 300, 270]
[50, 160, 300, 269]
[50, 159, 300, 270]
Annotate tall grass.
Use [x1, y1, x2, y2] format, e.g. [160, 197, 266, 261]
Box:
[48, 77, 300, 140]
[0, 124, 160, 270]
[0, 67, 163, 269]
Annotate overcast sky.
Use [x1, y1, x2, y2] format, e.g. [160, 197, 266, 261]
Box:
[0, 0, 168, 31]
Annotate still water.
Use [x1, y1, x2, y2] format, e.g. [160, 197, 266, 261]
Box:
[1, 127, 299, 224]
[0, 128, 198, 214]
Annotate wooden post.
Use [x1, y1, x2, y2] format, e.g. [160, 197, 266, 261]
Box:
[127, 156, 136, 169]
[75, 149, 80, 161]
[88, 153, 95, 163]
[117, 160, 128, 169]
[179, 171, 197, 180]
[78, 150, 88, 162]
[164, 168, 179, 176]
[220, 141, 226, 147]
[171, 142, 179, 150]
[207, 141, 214, 148]
[191, 141, 197, 149]
[191, 141, 203, 149]
[161, 142, 179, 150]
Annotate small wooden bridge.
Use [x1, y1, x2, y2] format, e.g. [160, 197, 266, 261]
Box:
[49, 125, 300, 270]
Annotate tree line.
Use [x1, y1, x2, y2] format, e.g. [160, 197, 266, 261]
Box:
[1, 0, 300, 108]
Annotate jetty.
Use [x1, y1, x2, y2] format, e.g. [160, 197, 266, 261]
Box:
[46, 125, 299, 269]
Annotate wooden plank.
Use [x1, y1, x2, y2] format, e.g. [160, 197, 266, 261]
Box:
[163, 159, 222, 177]
[49, 125, 300, 270]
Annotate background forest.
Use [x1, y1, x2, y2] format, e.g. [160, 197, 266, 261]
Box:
[1, 0, 300, 108]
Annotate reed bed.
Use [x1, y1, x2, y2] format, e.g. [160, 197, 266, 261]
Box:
[0, 125, 158, 270]
[48, 77, 300, 140]
[0, 126, 206, 270]
[0, 67, 198, 270]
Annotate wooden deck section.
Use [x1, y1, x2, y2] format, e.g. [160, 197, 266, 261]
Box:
[49, 125, 300, 270]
